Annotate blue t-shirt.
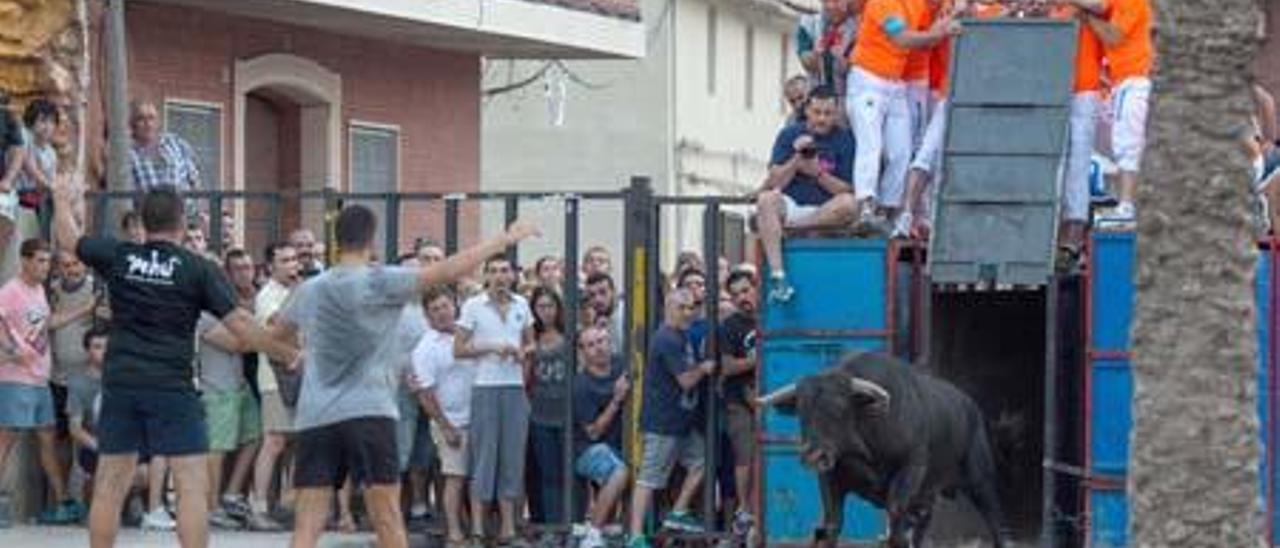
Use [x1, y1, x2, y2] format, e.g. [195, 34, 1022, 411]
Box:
[769, 122, 856, 206]
[640, 325, 702, 436]
[572, 357, 625, 455]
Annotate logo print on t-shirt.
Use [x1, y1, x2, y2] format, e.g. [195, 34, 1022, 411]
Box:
[124, 250, 181, 286]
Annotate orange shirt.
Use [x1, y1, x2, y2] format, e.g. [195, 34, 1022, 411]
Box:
[851, 0, 913, 80]
[927, 37, 951, 94]
[1103, 0, 1153, 81]
[1051, 6, 1105, 92]
[970, 2, 1007, 18]
[902, 0, 936, 82]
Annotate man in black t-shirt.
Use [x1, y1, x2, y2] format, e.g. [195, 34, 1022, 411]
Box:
[718, 270, 760, 538]
[52, 184, 294, 548]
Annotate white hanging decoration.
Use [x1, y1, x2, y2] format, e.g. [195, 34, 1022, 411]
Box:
[545, 63, 567, 127]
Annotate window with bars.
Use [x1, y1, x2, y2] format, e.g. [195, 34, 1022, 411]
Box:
[163, 101, 221, 188]
[349, 123, 400, 256]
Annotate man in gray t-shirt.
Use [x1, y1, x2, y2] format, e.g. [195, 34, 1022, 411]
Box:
[195, 312, 260, 526]
[271, 204, 538, 548]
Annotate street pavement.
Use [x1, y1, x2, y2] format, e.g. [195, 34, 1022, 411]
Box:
[0, 525, 440, 547]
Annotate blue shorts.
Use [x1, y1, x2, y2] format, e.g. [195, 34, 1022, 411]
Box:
[574, 443, 625, 485]
[98, 385, 208, 456]
[0, 382, 55, 429]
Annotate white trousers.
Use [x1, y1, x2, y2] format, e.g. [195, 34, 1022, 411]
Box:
[848, 67, 912, 208]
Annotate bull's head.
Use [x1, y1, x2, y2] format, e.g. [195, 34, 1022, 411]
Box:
[758, 371, 891, 473]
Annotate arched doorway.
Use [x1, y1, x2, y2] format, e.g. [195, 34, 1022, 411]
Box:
[234, 53, 341, 259]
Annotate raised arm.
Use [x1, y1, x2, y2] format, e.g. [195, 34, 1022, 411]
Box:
[419, 221, 540, 289]
[51, 175, 83, 252]
[888, 15, 961, 50]
[221, 308, 296, 365]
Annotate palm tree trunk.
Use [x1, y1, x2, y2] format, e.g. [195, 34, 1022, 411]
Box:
[1129, 0, 1266, 545]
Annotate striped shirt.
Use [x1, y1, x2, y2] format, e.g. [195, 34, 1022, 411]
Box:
[128, 133, 201, 192]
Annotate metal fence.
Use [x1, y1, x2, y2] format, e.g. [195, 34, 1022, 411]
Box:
[84, 178, 754, 539]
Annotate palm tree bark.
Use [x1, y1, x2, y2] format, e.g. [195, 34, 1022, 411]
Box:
[1129, 0, 1266, 545]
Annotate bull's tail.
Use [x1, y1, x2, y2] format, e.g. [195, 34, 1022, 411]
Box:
[964, 416, 1009, 548]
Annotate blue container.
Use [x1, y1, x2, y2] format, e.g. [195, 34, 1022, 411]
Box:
[760, 238, 895, 544]
[763, 239, 889, 334]
[1087, 232, 1274, 545]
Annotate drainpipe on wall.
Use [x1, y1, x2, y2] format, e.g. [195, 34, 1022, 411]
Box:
[105, 0, 130, 199]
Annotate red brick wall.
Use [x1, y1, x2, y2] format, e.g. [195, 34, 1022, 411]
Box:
[88, 1, 481, 254]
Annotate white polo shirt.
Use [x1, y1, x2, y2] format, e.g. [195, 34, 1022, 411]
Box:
[457, 291, 531, 387]
[412, 328, 475, 427]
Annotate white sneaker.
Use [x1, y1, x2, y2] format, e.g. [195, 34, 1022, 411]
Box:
[891, 211, 913, 239]
[1095, 201, 1135, 230]
[581, 525, 606, 548]
[409, 502, 429, 519]
[141, 507, 176, 531]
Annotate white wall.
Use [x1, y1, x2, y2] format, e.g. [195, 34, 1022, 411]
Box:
[670, 0, 800, 264]
[479, 0, 675, 273]
[479, 0, 805, 275]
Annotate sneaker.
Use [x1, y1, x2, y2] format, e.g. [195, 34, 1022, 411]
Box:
[123, 494, 146, 527]
[732, 509, 755, 536]
[141, 507, 177, 531]
[1095, 201, 1135, 230]
[409, 502, 430, 520]
[852, 199, 879, 235]
[662, 510, 705, 533]
[37, 500, 81, 525]
[209, 507, 241, 530]
[768, 276, 795, 303]
[626, 535, 652, 548]
[69, 499, 88, 521]
[221, 496, 251, 520]
[581, 525, 606, 548]
[891, 211, 913, 239]
[246, 511, 285, 532]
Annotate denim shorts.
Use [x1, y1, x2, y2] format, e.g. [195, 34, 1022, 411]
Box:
[574, 442, 626, 484]
[0, 382, 55, 429]
[98, 385, 208, 456]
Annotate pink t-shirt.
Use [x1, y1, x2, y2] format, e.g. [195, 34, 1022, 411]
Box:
[0, 278, 51, 386]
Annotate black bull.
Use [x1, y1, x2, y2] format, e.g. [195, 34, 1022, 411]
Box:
[758, 351, 1008, 547]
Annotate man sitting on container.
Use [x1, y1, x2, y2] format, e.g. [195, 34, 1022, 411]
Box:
[754, 86, 857, 304]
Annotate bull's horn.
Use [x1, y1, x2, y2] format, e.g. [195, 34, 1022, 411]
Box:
[849, 377, 891, 405]
[756, 383, 797, 407]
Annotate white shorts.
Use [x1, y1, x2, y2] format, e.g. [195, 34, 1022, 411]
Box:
[430, 421, 470, 477]
[1063, 92, 1101, 222]
[1111, 77, 1151, 173]
[847, 67, 911, 207]
[783, 194, 821, 227]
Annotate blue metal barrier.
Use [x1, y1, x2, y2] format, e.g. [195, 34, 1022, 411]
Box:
[1085, 232, 1275, 545]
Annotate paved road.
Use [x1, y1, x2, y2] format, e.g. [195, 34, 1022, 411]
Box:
[0, 525, 435, 547]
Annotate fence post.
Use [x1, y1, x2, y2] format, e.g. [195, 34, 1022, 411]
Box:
[445, 196, 460, 256]
[384, 193, 401, 262]
[701, 201, 722, 533]
[504, 195, 519, 265]
[323, 187, 339, 265]
[208, 193, 224, 256]
[623, 176, 654, 481]
[93, 192, 111, 237]
[562, 194, 580, 528]
[267, 194, 282, 246]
